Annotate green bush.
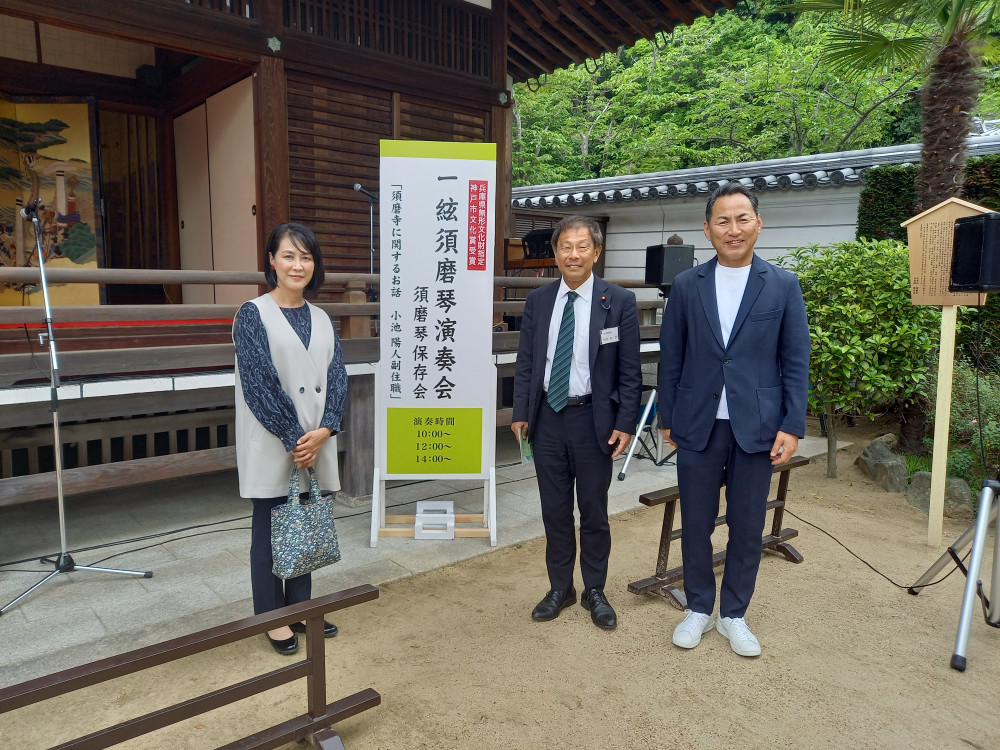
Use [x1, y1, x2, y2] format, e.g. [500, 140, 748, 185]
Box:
[856, 164, 917, 242]
[857, 154, 1000, 241]
[956, 295, 1000, 375]
[778, 238, 942, 475]
[906, 453, 933, 475]
[929, 359, 1000, 488]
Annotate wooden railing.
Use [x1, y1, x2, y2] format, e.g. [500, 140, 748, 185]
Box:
[0, 586, 380, 749]
[0, 268, 660, 386]
[0, 267, 660, 504]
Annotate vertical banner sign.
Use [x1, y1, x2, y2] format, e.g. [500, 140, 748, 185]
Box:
[372, 140, 498, 546]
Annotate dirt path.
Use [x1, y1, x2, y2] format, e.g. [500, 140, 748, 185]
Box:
[5, 420, 998, 750]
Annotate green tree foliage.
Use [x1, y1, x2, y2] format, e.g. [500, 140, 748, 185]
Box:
[785, 0, 1000, 210]
[512, 1, 1000, 187]
[778, 239, 941, 476]
[512, 3, 939, 185]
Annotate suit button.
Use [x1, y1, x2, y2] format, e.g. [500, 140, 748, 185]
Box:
[723, 358, 731, 364]
[315, 386, 322, 393]
[713, 393, 719, 399]
[299, 387, 305, 393]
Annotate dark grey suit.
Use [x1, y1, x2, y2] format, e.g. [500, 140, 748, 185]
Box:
[513, 275, 642, 590]
[658, 255, 810, 617]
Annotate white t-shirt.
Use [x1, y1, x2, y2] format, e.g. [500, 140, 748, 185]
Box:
[715, 263, 751, 420]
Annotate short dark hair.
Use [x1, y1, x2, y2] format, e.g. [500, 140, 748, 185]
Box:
[551, 215, 604, 249]
[263, 222, 325, 292]
[705, 182, 759, 223]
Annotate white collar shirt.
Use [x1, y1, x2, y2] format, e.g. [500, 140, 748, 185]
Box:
[543, 274, 594, 397]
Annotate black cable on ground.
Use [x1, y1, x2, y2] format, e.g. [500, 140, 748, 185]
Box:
[785, 509, 968, 591]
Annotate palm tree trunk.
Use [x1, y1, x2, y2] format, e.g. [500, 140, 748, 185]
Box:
[898, 397, 928, 454]
[915, 27, 980, 212]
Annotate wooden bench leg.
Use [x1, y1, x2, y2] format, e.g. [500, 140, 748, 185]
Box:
[774, 542, 804, 563]
[664, 585, 686, 609]
[770, 465, 804, 563]
[655, 498, 677, 578]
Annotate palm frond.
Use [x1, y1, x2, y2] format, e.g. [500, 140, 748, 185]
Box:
[781, 0, 946, 30]
[821, 28, 936, 77]
[976, 34, 1000, 65]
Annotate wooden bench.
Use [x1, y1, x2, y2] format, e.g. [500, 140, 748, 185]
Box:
[0, 586, 381, 749]
[628, 454, 809, 608]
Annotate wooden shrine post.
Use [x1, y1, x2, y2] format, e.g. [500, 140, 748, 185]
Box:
[901, 198, 991, 547]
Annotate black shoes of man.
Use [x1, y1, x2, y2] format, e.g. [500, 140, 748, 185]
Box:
[531, 586, 617, 630]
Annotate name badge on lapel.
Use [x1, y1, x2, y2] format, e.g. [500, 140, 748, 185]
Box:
[600, 327, 620, 345]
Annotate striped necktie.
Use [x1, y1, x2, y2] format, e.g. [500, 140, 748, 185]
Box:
[547, 290, 578, 412]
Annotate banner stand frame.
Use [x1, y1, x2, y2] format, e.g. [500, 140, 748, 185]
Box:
[370, 363, 498, 547]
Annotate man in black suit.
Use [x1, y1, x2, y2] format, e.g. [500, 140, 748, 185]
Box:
[658, 183, 810, 656]
[511, 215, 642, 630]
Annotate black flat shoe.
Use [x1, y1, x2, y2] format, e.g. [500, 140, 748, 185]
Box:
[266, 632, 299, 655]
[531, 587, 577, 621]
[290, 620, 338, 638]
[582, 588, 617, 630]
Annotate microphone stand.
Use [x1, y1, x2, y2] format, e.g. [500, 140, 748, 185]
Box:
[0, 201, 151, 617]
[366, 190, 377, 304]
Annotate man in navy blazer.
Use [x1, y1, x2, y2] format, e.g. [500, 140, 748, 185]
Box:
[512, 215, 642, 630]
[658, 183, 809, 656]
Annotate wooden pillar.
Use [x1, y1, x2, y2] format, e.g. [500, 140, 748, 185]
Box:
[341, 373, 374, 502]
[339, 279, 374, 501]
[490, 0, 511, 329]
[254, 55, 290, 258]
[160, 114, 182, 304]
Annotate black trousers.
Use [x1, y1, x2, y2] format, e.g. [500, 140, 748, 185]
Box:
[532, 400, 613, 592]
[250, 495, 311, 616]
[675, 419, 775, 619]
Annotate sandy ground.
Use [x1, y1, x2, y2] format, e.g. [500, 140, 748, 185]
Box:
[4, 419, 999, 750]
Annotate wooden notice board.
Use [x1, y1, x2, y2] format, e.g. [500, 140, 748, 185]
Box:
[901, 197, 990, 307]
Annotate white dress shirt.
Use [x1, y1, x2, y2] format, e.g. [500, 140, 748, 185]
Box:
[543, 274, 594, 397]
[715, 263, 751, 420]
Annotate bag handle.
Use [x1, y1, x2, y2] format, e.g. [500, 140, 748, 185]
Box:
[287, 465, 325, 504]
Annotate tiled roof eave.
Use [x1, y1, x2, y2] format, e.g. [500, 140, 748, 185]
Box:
[511, 134, 1000, 208]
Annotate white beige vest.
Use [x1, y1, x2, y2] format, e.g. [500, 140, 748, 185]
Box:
[234, 294, 340, 497]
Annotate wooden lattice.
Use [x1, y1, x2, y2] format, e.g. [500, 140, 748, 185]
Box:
[171, 0, 256, 19]
[284, 0, 492, 79]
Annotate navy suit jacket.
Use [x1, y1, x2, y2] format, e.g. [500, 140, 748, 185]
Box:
[512, 275, 642, 452]
[658, 255, 810, 454]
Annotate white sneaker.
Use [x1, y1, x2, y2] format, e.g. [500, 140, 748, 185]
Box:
[672, 610, 714, 649]
[716, 616, 761, 657]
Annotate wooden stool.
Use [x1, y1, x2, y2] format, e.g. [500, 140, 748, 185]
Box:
[628, 455, 809, 608]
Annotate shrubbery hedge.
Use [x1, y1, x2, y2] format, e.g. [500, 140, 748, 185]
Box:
[856, 153, 1000, 242]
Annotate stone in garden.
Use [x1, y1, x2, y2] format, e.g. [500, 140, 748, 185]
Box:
[874, 457, 908, 493]
[871, 433, 898, 451]
[905, 471, 975, 519]
[855, 439, 906, 490]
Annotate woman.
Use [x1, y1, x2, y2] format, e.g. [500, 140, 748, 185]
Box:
[233, 222, 347, 655]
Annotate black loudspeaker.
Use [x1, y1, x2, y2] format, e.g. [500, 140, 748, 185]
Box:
[950, 213, 1000, 292]
[522, 228, 554, 259]
[645, 244, 695, 288]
